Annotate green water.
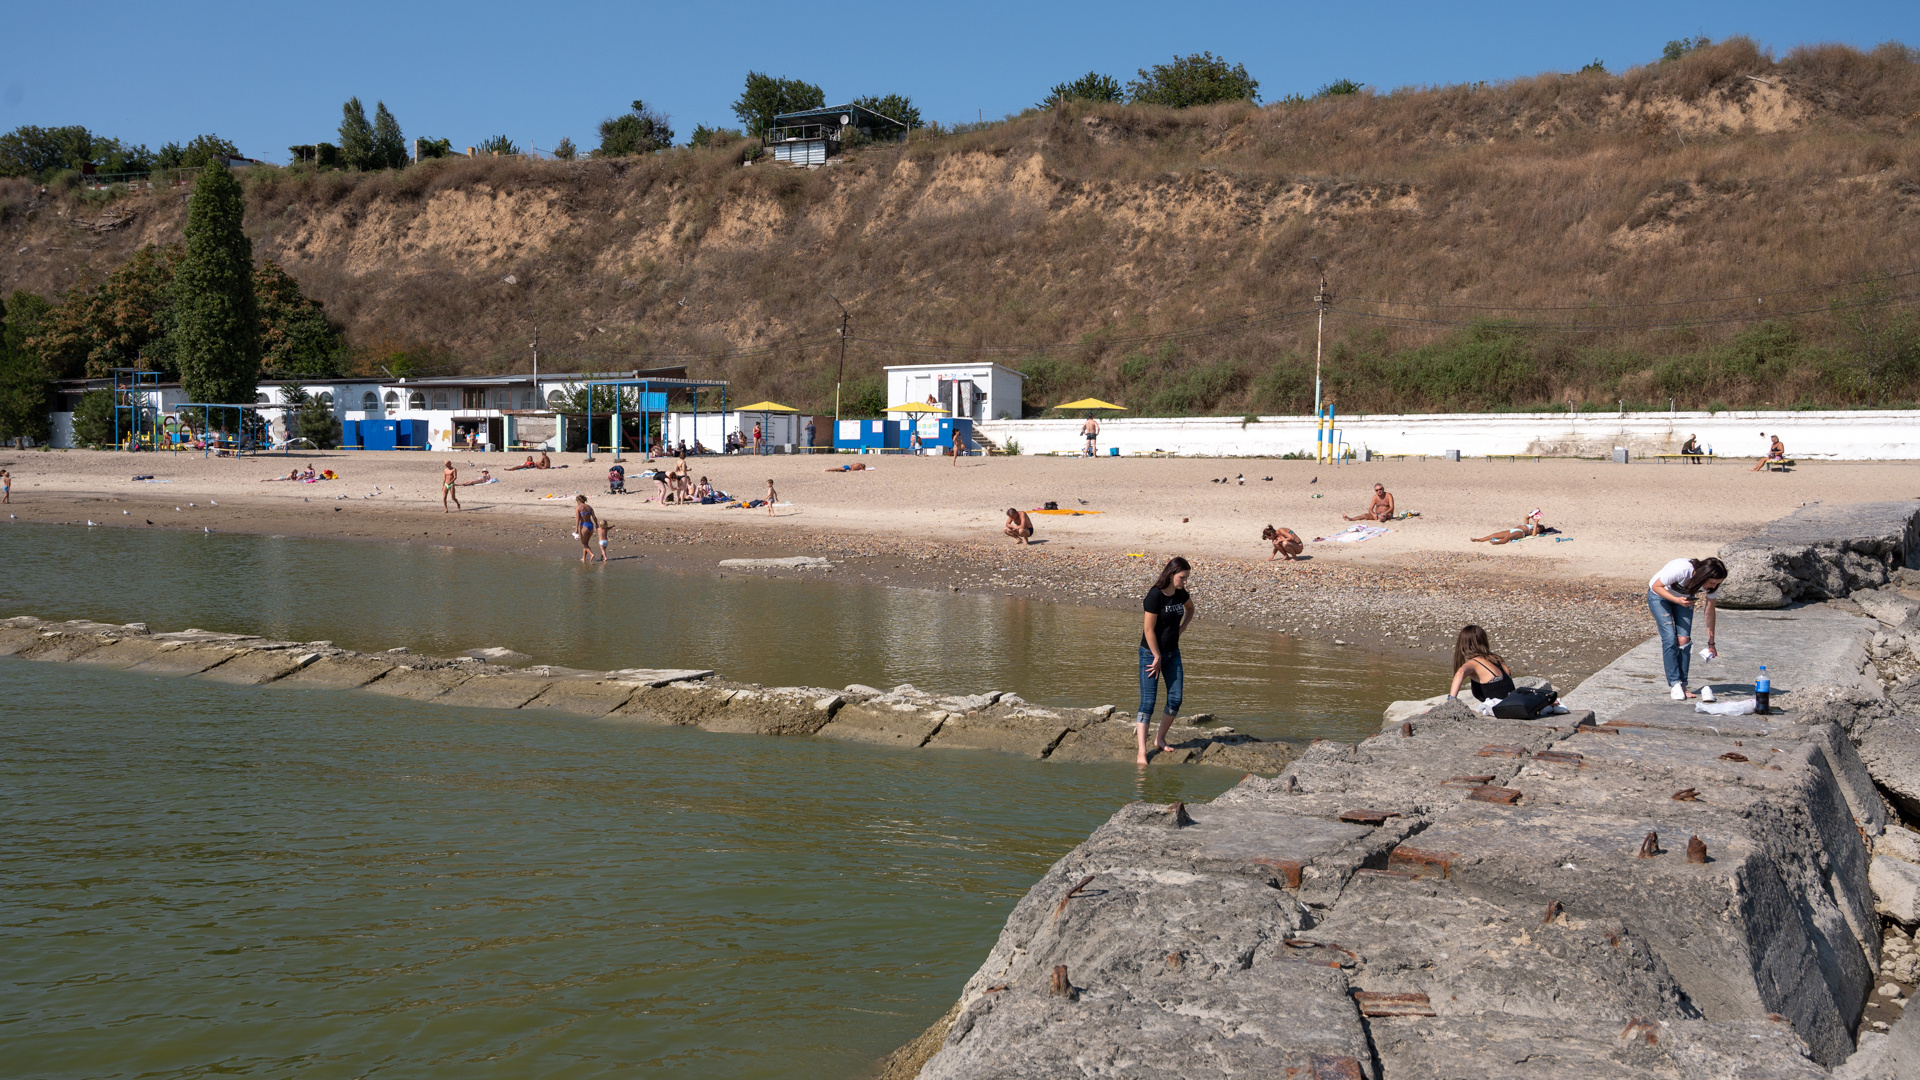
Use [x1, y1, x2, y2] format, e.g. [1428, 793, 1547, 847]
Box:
[0, 526, 1434, 742]
[0, 525, 1440, 1079]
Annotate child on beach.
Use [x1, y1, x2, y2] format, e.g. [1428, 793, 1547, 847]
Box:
[595, 518, 616, 562]
[442, 461, 460, 512]
[2, 469, 10, 503]
[765, 478, 778, 516]
[574, 495, 598, 564]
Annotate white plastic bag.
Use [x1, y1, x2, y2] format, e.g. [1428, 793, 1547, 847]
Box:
[1695, 698, 1757, 716]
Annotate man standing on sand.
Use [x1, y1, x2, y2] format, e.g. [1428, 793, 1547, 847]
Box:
[805, 418, 815, 450]
[951, 429, 965, 466]
[1082, 416, 1100, 456]
[442, 461, 460, 512]
[1344, 483, 1394, 522]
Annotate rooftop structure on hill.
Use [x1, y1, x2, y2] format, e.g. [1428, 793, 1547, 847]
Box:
[768, 104, 909, 167]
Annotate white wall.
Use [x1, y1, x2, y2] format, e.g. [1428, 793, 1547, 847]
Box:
[976, 410, 1920, 460]
[884, 363, 1023, 422]
[664, 411, 798, 449]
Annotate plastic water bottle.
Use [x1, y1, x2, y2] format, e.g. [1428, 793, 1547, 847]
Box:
[1755, 665, 1770, 715]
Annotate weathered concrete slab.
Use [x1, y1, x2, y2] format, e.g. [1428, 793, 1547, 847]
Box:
[359, 665, 474, 701]
[1849, 697, 1920, 822]
[814, 703, 945, 747]
[921, 964, 1373, 1080]
[1410, 801, 1860, 1065]
[1047, 719, 1212, 764]
[522, 679, 640, 716]
[0, 617, 55, 655]
[1368, 1014, 1828, 1080]
[1718, 499, 1920, 609]
[1313, 871, 1696, 1020]
[604, 667, 715, 686]
[196, 648, 317, 685]
[433, 673, 554, 710]
[608, 681, 733, 726]
[16, 631, 110, 663]
[276, 653, 397, 690]
[923, 712, 1070, 758]
[120, 642, 241, 676]
[1561, 605, 1877, 722]
[1193, 736, 1299, 774]
[697, 685, 843, 735]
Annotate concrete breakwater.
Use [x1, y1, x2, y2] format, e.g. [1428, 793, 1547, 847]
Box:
[0, 617, 1297, 773]
[898, 568, 1920, 1075]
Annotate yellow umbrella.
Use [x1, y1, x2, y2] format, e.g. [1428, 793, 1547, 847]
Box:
[1056, 398, 1125, 411]
[736, 401, 798, 412]
[885, 402, 950, 414]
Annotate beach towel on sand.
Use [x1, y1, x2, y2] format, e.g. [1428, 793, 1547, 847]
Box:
[1314, 524, 1392, 543]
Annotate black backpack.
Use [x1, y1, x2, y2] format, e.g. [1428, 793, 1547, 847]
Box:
[1492, 686, 1558, 720]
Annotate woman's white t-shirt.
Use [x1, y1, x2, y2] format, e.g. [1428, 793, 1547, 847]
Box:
[1650, 558, 1719, 598]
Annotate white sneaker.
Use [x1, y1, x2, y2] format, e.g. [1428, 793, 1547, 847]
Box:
[1670, 683, 1686, 700]
[1699, 686, 1715, 702]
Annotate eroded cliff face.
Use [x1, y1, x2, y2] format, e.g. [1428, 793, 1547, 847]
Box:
[5, 41, 1918, 408]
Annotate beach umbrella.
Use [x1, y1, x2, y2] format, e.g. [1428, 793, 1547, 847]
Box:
[735, 401, 797, 453]
[1055, 398, 1126, 413]
[884, 402, 950, 414]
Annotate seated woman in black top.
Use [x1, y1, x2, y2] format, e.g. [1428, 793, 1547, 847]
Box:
[1447, 624, 1516, 702]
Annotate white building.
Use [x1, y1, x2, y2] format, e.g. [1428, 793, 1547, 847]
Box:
[883, 362, 1024, 421]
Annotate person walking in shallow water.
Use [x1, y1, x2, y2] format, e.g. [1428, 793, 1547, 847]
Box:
[1, 469, 10, 504]
[574, 495, 599, 564]
[441, 461, 460, 512]
[1137, 556, 1196, 765]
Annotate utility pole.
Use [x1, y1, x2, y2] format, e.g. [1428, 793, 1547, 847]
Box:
[530, 325, 540, 403]
[829, 292, 849, 436]
[1312, 266, 1330, 419]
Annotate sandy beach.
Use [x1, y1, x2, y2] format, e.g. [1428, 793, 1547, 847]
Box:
[6, 447, 1915, 687]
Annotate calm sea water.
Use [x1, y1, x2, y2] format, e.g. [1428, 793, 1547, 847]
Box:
[0, 524, 1439, 1079]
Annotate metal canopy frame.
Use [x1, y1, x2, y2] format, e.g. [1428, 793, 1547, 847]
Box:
[577, 376, 730, 463]
[167, 402, 295, 457]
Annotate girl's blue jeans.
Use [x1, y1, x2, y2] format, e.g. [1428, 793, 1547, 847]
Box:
[1646, 589, 1695, 687]
[1137, 647, 1183, 721]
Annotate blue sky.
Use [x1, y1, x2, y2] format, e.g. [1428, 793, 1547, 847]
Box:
[3, 1, 1912, 161]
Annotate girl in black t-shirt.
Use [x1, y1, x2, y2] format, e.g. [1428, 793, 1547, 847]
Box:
[1138, 556, 1197, 765]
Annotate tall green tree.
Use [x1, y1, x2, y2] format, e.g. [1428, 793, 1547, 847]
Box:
[1038, 72, 1122, 109]
[852, 94, 922, 129]
[731, 72, 824, 139]
[0, 125, 94, 177]
[29, 245, 183, 378]
[595, 100, 674, 156]
[0, 291, 54, 444]
[255, 261, 346, 377]
[372, 102, 407, 169]
[1127, 52, 1260, 107]
[170, 164, 260, 405]
[338, 97, 375, 170]
[155, 133, 240, 170]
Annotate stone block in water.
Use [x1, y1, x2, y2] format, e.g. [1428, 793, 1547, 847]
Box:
[434, 673, 554, 710]
[277, 653, 397, 690]
[814, 703, 946, 748]
[360, 665, 476, 701]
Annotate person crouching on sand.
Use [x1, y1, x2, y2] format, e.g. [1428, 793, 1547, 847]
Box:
[1262, 524, 1302, 561]
[1005, 507, 1033, 544]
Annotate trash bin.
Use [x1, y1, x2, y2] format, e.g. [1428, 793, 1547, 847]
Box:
[1444, 449, 1461, 462]
[1612, 447, 1630, 464]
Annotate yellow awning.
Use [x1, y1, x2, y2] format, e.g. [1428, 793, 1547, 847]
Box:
[886, 402, 951, 414]
[735, 401, 799, 412]
[1056, 398, 1126, 411]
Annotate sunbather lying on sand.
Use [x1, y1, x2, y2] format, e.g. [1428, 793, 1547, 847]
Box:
[1261, 524, 1303, 561]
[1471, 510, 1546, 545]
[507, 456, 538, 471]
[827, 462, 871, 472]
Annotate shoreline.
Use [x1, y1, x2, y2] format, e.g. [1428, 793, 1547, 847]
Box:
[7, 483, 1650, 687]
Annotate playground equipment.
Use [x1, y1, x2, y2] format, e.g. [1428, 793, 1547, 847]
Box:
[1315, 404, 1349, 464]
[110, 369, 164, 450]
[579, 375, 730, 461]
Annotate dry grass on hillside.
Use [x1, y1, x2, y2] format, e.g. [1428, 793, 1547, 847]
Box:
[4, 39, 1919, 414]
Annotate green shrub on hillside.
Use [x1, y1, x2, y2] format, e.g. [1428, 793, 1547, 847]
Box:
[1039, 73, 1123, 109]
[1128, 53, 1260, 107]
[598, 101, 674, 156]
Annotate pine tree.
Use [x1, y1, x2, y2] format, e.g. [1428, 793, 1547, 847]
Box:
[170, 164, 260, 405]
[338, 97, 375, 170]
[372, 101, 406, 169]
